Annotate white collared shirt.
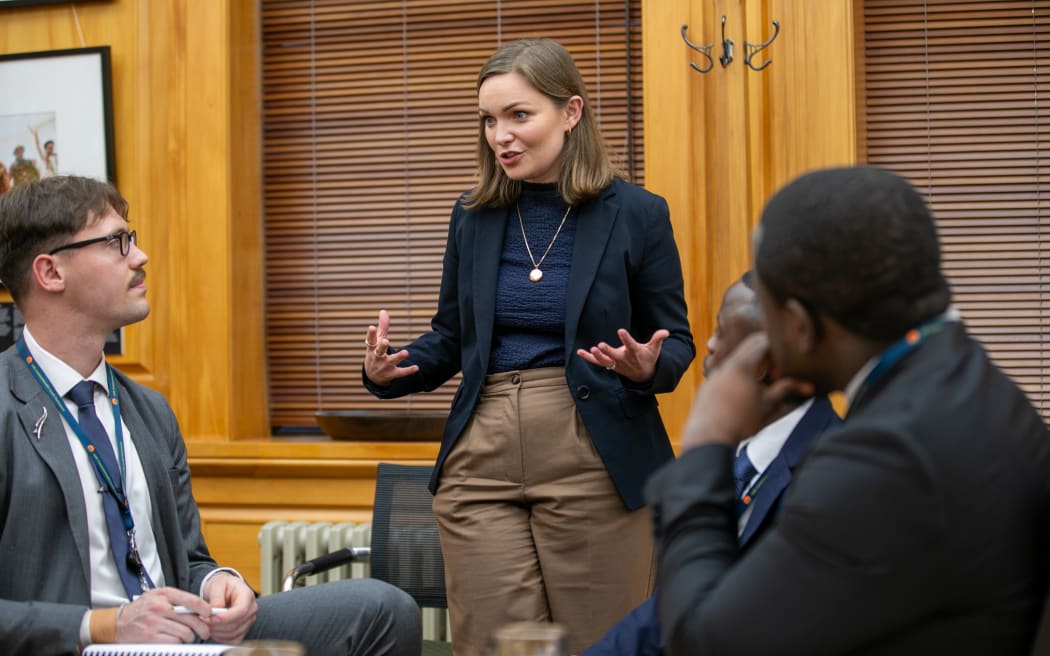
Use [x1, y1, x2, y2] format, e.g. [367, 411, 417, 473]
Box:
[736, 398, 814, 534]
[22, 328, 165, 605]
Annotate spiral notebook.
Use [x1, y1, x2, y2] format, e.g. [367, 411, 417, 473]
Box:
[83, 646, 231, 655]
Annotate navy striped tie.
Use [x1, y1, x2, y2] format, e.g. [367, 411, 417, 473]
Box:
[68, 380, 143, 599]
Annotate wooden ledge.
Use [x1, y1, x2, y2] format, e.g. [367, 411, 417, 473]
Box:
[186, 438, 440, 478]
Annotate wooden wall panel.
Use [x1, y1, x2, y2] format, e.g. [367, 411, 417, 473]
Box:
[642, 0, 859, 444]
[641, 0, 705, 442]
[140, 0, 269, 441]
[767, 0, 859, 183]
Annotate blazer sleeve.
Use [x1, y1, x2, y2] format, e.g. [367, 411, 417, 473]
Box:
[647, 429, 947, 656]
[622, 192, 694, 396]
[363, 200, 466, 399]
[159, 401, 219, 593]
[0, 599, 86, 655]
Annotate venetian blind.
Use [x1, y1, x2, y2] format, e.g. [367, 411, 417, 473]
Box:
[261, 0, 644, 430]
[863, 0, 1048, 416]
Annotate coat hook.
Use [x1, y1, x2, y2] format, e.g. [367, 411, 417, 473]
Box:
[719, 15, 734, 68]
[744, 20, 780, 71]
[680, 24, 714, 73]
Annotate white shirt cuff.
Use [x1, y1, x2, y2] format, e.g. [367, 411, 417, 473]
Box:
[199, 567, 245, 599]
[79, 610, 92, 649]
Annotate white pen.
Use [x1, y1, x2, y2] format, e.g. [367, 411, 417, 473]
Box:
[173, 606, 229, 615]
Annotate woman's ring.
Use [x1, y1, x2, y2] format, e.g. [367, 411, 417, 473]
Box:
[364, 337, 378, 348]
[606, 363, 617, 371]
[374, 347, 384, 357]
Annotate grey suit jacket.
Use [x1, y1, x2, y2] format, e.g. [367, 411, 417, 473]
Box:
[0, 344, 218, 655]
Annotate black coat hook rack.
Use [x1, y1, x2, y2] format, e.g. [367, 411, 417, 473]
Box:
[682, 16, 780, 74]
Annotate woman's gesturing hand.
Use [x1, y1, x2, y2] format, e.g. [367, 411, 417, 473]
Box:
[363, 309, 419, 386]
[576, 328, 669, 384]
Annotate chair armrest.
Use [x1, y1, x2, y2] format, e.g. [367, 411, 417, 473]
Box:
[282, 546, 371, 592]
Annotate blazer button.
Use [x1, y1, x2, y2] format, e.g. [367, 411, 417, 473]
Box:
[510, 374, 521, 385]
[576, 385, 591, 400]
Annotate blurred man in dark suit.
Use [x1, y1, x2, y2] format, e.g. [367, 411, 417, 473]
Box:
[647, 166, 1050, 655]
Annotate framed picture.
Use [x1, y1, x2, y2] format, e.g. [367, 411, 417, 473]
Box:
[0, 301, 122, 355]
[0, 0, 100, 9]
[0, 46, 115, 193]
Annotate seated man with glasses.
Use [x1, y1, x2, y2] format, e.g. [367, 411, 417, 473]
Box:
[0, 175, 423, 655]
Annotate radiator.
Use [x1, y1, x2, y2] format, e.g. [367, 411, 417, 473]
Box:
[258, 520, 451, 642]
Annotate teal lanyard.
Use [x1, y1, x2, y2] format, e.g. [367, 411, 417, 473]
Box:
[17, 337, 132, 531]
[847, 318, 949, 416]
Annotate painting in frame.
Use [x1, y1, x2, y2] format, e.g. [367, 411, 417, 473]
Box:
[0, 45, 115, 194]
[0, 0, 100, 9]
[0, 45, 118, 353]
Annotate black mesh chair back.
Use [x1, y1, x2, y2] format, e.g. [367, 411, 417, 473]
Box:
[370, 463, 447, 609]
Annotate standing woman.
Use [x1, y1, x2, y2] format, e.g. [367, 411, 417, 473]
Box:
[362, 38, 694, 655]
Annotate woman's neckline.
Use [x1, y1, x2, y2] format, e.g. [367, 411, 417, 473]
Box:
[521, 181, 558, 192]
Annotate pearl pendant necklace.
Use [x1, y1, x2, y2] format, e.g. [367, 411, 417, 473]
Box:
[517, 203, 572, 283]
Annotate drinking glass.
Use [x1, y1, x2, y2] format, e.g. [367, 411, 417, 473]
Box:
[490, 621, 568, 656]
[224, 640, 305, 656]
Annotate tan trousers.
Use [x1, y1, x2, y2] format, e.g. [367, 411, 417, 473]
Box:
[433, 367, 654, 655]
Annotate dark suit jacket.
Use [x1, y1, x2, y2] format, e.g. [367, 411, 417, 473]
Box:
[581, 396, 841, 656]
[737, 395, 841, 546]
[365, 179, 695, 509]
[0, 345, 218, 655]
[647, 321, 1050, 655]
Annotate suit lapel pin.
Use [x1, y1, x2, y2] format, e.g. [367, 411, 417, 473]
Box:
[33, 406, 47, 441]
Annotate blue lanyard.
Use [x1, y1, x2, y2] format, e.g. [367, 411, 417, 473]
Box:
[17, 337, 133, 531]
[848, 318, 949, 416]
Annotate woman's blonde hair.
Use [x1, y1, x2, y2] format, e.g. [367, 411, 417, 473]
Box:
[463, 38, 619, 209]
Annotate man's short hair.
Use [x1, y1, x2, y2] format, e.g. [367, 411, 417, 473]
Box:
[0, 176, 128, 303]
[755, 166, 950, 341]
[739, 269, 755, 290]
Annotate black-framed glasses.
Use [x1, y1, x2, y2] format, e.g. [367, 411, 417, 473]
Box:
[48, 230, 137, 257]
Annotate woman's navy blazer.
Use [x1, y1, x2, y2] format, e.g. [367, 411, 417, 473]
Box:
[365, 178, 695, 510]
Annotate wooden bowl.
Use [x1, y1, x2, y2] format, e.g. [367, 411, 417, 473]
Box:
[315, 410, 447, 441]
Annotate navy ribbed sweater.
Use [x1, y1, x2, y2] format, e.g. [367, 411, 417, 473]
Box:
[489, 182, 576, 373]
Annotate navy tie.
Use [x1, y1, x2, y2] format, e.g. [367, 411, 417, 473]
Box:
[68, 380, 143, 599]
[733, 446, 758, 508]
